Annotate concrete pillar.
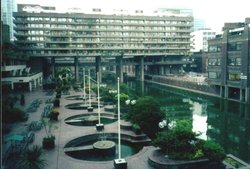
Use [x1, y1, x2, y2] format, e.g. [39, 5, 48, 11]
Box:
[116, 56, 123, 82]
[34, 79, 37, 89]
[11, 82, 14, 90]
[224, 86, 228, 98]
[74, 56, 79, 82]
[245, 88, 249, 102]
[135, 65, 139, 80]
[29, 82, 32, 92]
[139, 56, 144, 81]
[51, 57, 55, 78]
[240, 89, 244, 102]
[159, 66, 164, 75]
[220, 86, 224, 97]
[95, 56, 102, 83]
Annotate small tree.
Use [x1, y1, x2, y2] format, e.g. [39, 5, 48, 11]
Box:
[16, 145, 47, 169]
[202, 140, 226, 162]
[41, 118, 57, 149]
[127, 96, 165, 138]
[153, 119, 226, 161]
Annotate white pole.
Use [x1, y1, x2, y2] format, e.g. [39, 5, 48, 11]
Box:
[117, 77, 121, 159]
[83, 68, 86, 103]
[88, 69, 91, 107]
[97, 72, 101, 124]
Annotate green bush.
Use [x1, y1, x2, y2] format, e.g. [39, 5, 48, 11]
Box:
[153, 119, 226, 161]
[17, 145, 47, 169]
[202, 140, 226, 162]
[20, 94, 25, 105]
[42, 136, 55, 149]
[128, 96, 165, 138]
[53, 99, 60, 107]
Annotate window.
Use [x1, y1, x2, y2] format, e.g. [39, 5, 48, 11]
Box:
[228, 57, 241, 66]
[228, 42, 242, 51]
[208, 72, 221, 79]
[228, 73, 241, 81]
[208, 58, 221, 66]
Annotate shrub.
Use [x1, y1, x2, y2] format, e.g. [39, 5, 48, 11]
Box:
[128, 96, 165, 138]
[17, 145, 47, 169]
[202, 140, 226, 162]
[53, 99, 60, 107]
[42, 136, 55, 149]
[48, 110, 59, 121]
[20, 94, 25, 105]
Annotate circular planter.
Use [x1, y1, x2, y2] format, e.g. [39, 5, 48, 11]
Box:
[93, 140, 116, 156]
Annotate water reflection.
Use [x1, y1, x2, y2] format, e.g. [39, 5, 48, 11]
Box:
[128, 81, 250, 163]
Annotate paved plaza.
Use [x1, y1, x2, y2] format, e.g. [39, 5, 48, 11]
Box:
[3, 88, 156, 169]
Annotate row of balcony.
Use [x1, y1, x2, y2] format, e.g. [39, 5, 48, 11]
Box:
[23, 51, 189, 57]
[15, 40, 191, 45]
[14, 33, 191, 39]
[14, 19, 192, 27]
[14, 26, 191, 33]
[18, 46, 191, 50]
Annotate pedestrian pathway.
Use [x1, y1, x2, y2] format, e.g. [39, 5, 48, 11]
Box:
[3, 88, 157, 169]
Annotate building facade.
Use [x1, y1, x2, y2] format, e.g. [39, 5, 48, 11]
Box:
[1, 21, 43, 92]
[1, 0, 16, 41]
[13, 4, 193, 81]
[191, 28, 216, 52]
[206, 18, 250, 102]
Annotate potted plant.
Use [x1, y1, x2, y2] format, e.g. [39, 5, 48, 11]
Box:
[48, 109, 59, 121]
[53, 98, 60, 107]
[41, 118, 57, 149]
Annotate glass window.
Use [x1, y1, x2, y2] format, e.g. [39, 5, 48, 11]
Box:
[208, 72, 221, 79]
[228, 73, 241, 81]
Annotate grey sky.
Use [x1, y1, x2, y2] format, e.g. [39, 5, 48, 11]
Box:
[16, 0, 250, 32]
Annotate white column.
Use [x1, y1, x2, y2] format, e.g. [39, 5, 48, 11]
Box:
[97, 72, 101, 124]
[11, 82, 14, 90]
[117, 77, 121, 159]
[29, 82, 32, 92]
[88, 69, 91, 107]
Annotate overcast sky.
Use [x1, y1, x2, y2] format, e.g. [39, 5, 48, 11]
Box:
[16, 0, 250, 33]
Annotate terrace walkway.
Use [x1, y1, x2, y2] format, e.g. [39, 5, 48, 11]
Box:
[2, 88, 156, 169]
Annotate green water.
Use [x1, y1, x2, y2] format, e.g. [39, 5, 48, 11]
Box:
[129, 81, 250, 163]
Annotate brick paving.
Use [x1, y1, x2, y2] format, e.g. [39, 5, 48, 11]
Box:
[3, 88, 156, 169]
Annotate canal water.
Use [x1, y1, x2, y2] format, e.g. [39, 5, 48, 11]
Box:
[127, 81, 250, 163]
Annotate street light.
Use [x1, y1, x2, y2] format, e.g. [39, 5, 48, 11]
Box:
[87, 69, 94, 112]
[114, 77, 127, 169]
[96, 72, 104, 131]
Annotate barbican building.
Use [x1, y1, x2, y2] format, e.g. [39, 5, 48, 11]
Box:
[206, 18, 250, 102]
[13, 4, 193, 81]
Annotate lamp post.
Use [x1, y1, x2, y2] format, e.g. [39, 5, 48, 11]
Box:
[82, 68, 88, 109]
[87, 69, 93, 112]
[114, 77, 127, 169]
[96, 72, 104, 131]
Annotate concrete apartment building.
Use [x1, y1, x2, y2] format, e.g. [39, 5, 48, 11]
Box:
[1, 22, 43, 91]
[206, 18, 250, 102]
[13, 4, 193, 82]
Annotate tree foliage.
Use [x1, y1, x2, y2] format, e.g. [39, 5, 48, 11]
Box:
[16, 145, 47, 169]
[127, 96, 165, 138]
[153, 119, 226, 161]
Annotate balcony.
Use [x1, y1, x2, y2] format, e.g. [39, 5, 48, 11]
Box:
[227, 80, 241, 87]
[2, 65, 26, 71]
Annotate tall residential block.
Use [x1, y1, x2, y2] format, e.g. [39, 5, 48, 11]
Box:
[206, 18, 250, 102]
[13, 4, 193, 80]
